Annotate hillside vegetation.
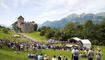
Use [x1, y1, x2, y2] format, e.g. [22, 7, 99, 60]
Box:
[0, 26, 105, 60]
[39, 19, 105, 45]
[0, 26, 30, 42]
[23, 32, 47, 42]
[0, 45, 105, 60]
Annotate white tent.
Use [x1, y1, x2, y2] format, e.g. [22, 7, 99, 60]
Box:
[81, 39, 91, 48]
[65, 45, 78, 47]
[72, 37, 81, 41]
[66, 45, 73, 47]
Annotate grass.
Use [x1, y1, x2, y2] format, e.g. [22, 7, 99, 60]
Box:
[0, 46, 33, 60]
[42, 45, 105, 60]
[0, 45, 105, 60]
[53, 43, 77, 46]
[22, 31, 48, 42]
[0, 29, 31, 42]
[0, 29, 105, 60]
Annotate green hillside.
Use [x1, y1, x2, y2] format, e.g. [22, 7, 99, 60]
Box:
[0, 45, 105, 60]
[0, 46, 33, 60]
[0, 27, 105, 60]
[23, 32, 48, 42]
[0, 28, 30, 42]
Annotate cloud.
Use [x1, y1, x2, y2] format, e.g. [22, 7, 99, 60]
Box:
[1, 0, 105, 25]
[14, 0, 18, 7]
[32, 0, 105, 24]
[13, 0, 29, 7]
[72, 0, 105, 13]
[0, 2, 9, 9]
[21, 0, 29, 5]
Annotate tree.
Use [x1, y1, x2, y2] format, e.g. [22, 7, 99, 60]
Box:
[45, 29, 55, 39]
[82, 20, 96, 39]
[96, 19, 105, 45]
[33, 24, 38, 31]
[39, 26, 51, 36]
[2, 28, 9, 34]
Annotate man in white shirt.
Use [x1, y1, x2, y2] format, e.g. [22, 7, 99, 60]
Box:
[20, 44, 24, 50]
[73, 48, 80, 60]
[71, 48, 75, 60]
[88, 48, 94, 60]
[96, 49, 102, 60]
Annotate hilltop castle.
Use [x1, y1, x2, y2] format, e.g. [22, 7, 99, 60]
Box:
[13, 16, 37, 33]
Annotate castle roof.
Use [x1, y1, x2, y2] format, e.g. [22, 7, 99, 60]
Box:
[18, 16, 24, 19]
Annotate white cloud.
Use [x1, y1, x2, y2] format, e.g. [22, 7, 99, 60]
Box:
[70, 0, 105, 13]
[21, 0, 29, 5]
[1, 0, 105, 25]
[0, 2, 9, 9]
[13, 0, 29, 7]
[14, 0, 18, 7]
[32, 0, 105, 24]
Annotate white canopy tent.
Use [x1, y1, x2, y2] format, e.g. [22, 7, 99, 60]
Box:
[80, 39, 91, 48]
[66, 45, 73, 47]
[72, 37, 81, 41]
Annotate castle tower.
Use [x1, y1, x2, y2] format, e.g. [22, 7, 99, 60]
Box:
[17, 16, 24, 28]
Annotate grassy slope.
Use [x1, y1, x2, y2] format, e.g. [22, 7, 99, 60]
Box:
[1, 45, 104, 60]
[42, 46, 105, 60]
[0, 30, 31, 42]
[0, 46, 33, 60]
[0, 30, 105, 60]
[23, 32, 48, 42]
[0, 29, 33, 60]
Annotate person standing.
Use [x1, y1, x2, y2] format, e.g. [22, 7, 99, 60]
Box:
[38, 53, 43, 60]
[58, 54, 62, 60]
[0, 40, 3, 48]
[44, 54, 50, 60]
[64, 56, 69, 60]
[34, 54, 38, 60]
[20, 43, 24, 50]
[71, 48, 75, 60]
[88, 48, 94, 60]
[58, 56, 61, 60]
[73, 48, 80, 60]
[52, 55, 57, 60]
[96, 49, 102, 60]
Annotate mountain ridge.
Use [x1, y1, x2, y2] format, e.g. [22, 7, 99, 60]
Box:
[40, 12, 105, 29]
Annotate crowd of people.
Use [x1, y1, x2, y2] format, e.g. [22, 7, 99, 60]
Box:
[28, 53, 70, 60]
[0, 39, 102, 60]
[71, 47, 102, 60]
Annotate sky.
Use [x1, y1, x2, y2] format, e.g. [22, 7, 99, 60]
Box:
[0, 0, 105, 26]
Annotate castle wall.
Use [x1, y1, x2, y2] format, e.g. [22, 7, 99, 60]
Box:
[18, 17, 24, 28]
[21, 23, 34, 33]
[16, 16, 36, 33]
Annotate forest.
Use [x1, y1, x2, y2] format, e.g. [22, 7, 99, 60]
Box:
[38, 19, 105, 45]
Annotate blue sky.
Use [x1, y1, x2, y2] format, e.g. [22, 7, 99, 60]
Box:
[0, 0, 105, 26]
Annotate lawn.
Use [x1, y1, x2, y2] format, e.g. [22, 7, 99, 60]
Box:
[0, 45, 105, 60]
[0, 30, 105, 60]
[0, 46, 33, 60]
[42, 46, 105, 60]
[22, 31, 48, 42]
[53, 43, 78, 46]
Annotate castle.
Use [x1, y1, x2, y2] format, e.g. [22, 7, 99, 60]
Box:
[14, 16, 37, 33]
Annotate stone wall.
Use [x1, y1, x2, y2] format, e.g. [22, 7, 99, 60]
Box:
[16, 16, 35, 33]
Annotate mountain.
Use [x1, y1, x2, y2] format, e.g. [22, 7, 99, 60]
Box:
[0, 24, 13, 29]
[40, 12, 105, 29]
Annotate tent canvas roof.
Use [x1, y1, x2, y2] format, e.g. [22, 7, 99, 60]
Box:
[72, 37, 81, 41]
[81, 39, 91, 44]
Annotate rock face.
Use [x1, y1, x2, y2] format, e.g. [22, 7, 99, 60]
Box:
[15, 16, 36, 33]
